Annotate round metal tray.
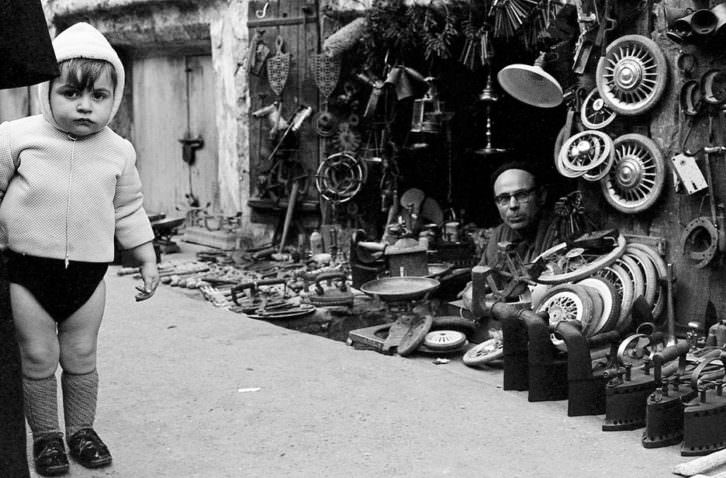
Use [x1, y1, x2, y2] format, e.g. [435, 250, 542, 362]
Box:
[359, 277, 440, 302]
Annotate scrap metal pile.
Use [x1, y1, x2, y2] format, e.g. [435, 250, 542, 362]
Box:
[465, 230, 726, 463]
[117, 247, 351, 320]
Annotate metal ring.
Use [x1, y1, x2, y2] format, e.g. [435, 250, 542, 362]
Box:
[596, 263, 635, 333]
[681, 216, 719, 268]
[676, 52, 697, 77]
[625, 242, 668, 322]
[701, 69, 726, 105]
[559, 130, 610, 173]
[679, 79, 702, 117]
[532, 233, 627, 285]
[580, 88, 617, 130]
[315, 152, 365, 203]
[616, 333, 651, 367]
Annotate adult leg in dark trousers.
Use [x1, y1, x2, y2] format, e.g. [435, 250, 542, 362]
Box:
[0, 268, 28, 478]
[0, 1, 60, 476]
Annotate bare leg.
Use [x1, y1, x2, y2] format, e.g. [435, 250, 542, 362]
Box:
[58, 280, 106, 374]
[59, 279, 106, 434]
[58, 281, 112, 468]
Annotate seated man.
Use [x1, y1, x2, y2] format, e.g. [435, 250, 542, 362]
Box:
[461, 160, 557, 317]
[480, 160, 556, 266]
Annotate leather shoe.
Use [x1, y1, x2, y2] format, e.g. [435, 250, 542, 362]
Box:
[67, 428, 112, 468]
[33, 435, 69, 476]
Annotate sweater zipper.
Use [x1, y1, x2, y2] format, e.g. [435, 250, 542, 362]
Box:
[65, 133, 76, 269]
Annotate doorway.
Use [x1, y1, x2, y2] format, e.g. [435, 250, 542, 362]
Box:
[132, 54, 218, 216]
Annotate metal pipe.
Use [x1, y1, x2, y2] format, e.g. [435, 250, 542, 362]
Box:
[666, 263, 676, 347]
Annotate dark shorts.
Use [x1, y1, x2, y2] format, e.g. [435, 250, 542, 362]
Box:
[5, 251, 109, 323]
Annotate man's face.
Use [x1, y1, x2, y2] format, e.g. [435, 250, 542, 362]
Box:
[493, 169, 541, 231]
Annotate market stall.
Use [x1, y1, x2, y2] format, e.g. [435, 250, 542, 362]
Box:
[150, 0, 726, 465]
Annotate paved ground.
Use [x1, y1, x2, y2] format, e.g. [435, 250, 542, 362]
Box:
[22, 245, 718, 478]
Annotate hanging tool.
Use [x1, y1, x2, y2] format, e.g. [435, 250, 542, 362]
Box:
[252, 100, 288, 140]
[310, 52, 341, 122]
[255, 1, 269, 19]
[248, 29, 271, 76]
[263, 104, 313, 164]
[356, 70, 385, 119]
[572, 0, 598, 75]
[266, 36, 290, 100]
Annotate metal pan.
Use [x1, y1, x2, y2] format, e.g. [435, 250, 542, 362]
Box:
[359, 277, 439, 302]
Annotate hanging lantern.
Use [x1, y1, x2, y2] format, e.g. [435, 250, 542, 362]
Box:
[410, 77, 446, 134]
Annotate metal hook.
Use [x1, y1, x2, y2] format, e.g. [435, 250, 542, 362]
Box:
[256, 1, 269, 19]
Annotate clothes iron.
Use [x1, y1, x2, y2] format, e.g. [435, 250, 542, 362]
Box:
[641, 340, 694, 448]
[642, 263, 708, 448]
[485, 299, 546, 391]
[555, 321, 620, 417]
[501, 306, 530, 391]
[682, 352, 726, 456]
[307, 271, 354, 308]
[526, 309, 569, 402]
[602, 331, 669, 431]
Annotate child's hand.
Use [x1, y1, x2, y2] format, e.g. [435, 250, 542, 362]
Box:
[135, 261, 159, 302]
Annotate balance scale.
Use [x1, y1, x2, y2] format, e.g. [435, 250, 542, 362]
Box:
[347, 277, 439, 355]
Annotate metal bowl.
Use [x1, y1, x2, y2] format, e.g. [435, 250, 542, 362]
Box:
[425, 262, 452, 279]
[359, 277, 440, 302]
[151, 216, 185, 231]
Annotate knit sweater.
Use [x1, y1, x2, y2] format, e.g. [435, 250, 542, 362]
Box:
[0, 115, 154, 263]
[0, 22, 153, 263]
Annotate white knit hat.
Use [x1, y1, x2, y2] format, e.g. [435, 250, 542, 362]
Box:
[38, 22, 125, 130]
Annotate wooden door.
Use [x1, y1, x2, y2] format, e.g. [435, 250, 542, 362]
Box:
[247, 0, 320, 205]
[132, 54, 218, 215]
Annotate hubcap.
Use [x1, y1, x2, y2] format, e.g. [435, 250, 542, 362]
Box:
[614, 58, 643, 91]
[614, 156, 644, 190]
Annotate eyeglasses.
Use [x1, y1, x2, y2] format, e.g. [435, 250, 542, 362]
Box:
[494, 187, 536, 207]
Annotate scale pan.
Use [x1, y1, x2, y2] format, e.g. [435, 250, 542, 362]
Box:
[360, 277, 440, 302]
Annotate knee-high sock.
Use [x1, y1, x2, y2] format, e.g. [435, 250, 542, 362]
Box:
[61, 370, 98, 438]
[22, 375, 61, 440]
